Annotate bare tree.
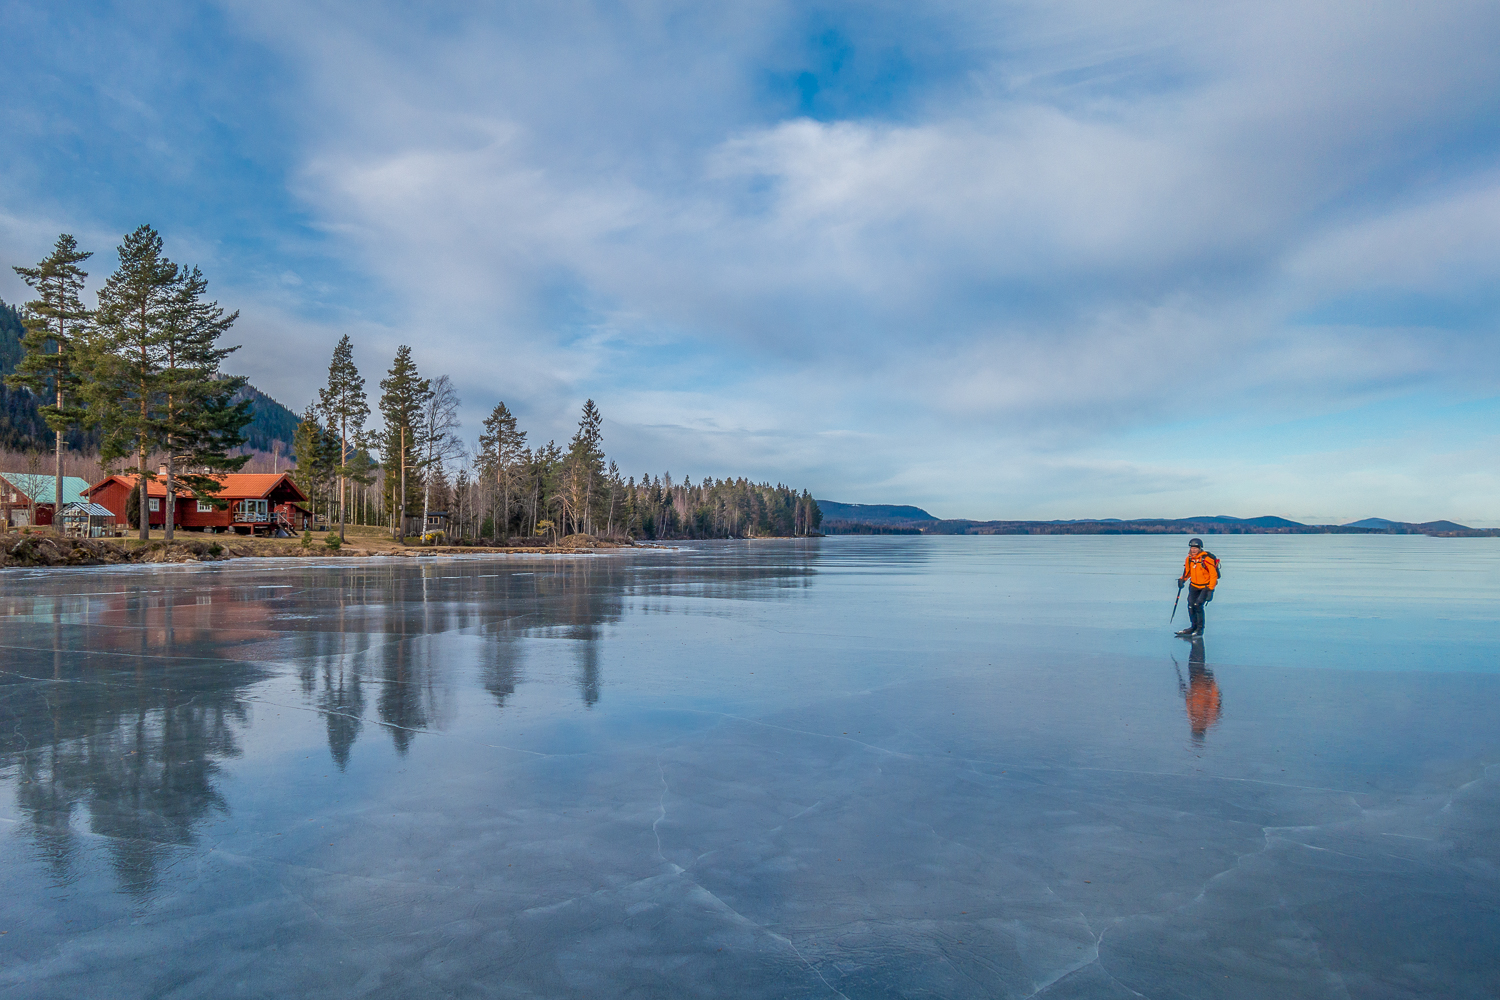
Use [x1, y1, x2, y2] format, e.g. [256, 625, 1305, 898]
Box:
[418, 374, 463, 534]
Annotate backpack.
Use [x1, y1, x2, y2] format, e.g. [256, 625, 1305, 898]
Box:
[1203, 551, 1223, 582]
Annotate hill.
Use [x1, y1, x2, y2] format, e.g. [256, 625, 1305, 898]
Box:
[0, 298, 99, 451]
[235, 383, 302, 455]
[822, 508, 1495, 538]
[817, 501, 935, 524]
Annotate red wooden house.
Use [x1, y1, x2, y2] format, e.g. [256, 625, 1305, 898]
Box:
[84, 472, 313, 536]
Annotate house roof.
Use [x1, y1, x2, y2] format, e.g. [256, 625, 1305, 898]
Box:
[61, 502, 115, 517]
[85, 472, 309, 502]
[0, 474, 92, 506]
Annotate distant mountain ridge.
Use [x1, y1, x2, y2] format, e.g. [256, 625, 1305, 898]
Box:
[816, 501, 935, 524]
[819, 505, 1494, 537]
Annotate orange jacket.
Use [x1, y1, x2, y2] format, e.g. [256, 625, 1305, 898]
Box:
[1182, 551, 1218, 589]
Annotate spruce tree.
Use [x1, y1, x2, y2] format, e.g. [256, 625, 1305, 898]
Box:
[157, 265, 251, 539]
[478, 401, 526, 540]
[318, 335, 368, 542]
[291, 406, 339, 525]
[81, 225, 179, 540]
[562, 399, 605, 535]
[377, 346, 430, 540]
[8, 235, 92, 532]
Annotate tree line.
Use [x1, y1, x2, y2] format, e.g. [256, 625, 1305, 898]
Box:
[7, 229, 822, 542]
[295, 344, 822, 541]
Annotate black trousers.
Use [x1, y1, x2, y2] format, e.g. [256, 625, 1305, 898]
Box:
[1187, 586, 1210, 632]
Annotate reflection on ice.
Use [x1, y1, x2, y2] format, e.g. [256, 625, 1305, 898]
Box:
[1175, 636, 1223, 744]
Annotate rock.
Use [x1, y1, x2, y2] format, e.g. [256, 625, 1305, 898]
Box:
[0, 535, 231, 568]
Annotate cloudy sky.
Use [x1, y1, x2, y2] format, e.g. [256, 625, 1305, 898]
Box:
[3, 1, 1499, 522]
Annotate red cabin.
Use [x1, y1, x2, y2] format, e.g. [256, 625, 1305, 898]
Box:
[84, 473, 313, 536]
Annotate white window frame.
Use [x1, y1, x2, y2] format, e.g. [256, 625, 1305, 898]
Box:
[148, 498, 160, 512]
[197, 500, 214, 513]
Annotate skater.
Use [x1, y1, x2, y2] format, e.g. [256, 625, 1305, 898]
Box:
[1175, 537, 1218, 637]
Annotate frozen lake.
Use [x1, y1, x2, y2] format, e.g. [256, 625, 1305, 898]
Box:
[1, 535, 1496, 998]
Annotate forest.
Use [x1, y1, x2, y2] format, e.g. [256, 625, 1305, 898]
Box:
[4, 229, 821, 542]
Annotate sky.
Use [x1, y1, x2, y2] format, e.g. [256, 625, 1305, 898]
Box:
[2, 1, 1499, 524]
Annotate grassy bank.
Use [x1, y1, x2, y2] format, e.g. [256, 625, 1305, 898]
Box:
[0, 525, 634, 568]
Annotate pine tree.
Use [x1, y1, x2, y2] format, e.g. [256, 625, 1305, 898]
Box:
[477, 401, 526, 540]
[318, 335, 368, 542]
[81, 225, 179, 540]
[377, 346, 430, 540]
[8, 234, 92, 531]
[345, 429, 378, 526]
[291, 406, 339, 525]
[157, 264, 251, 539]
[525, 441, 563, 540]
[561, 399, 604, 535]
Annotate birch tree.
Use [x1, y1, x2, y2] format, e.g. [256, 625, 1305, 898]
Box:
[418, 374, 462, 533]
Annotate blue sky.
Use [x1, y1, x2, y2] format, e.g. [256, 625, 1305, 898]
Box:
[3, 1, 1499, 523]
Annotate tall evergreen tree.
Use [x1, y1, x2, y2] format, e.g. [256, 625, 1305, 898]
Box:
[522, 441, 563, 540]
[157, 265, 251, 539]
[81, 225, 179, 540]
[318, 335, 368, 542]
[377, 346, 430, 540]
[291, 406, 339, 524]
[561, 399, 605, 535]
[477, 401, 526, 540]
[345, 429, 378, 526]
[8, 235, 92, 531]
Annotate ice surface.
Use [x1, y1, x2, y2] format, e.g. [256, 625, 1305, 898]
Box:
[0, 535, 1496, 998]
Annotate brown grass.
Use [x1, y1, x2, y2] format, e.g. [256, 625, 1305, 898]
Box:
[0, 522, 633, 567]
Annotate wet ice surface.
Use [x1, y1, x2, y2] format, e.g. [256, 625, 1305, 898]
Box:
[0, 535, 1496, 999]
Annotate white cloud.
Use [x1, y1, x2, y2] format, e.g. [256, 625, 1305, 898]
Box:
[11, 0, 1490, 517]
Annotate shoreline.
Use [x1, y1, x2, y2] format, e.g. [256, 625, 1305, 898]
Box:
[0, 533, 647, 569]
[0, 531, 828, 569]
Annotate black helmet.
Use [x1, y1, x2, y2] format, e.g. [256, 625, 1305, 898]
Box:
[1188, 537, 1203, 547]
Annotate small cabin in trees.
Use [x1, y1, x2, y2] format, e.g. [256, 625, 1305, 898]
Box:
[84, 472, 312, 536]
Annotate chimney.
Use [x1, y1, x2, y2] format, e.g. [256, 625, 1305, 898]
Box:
[158, 464, 168, 477]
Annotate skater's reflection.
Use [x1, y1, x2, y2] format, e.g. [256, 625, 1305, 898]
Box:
[1175, 637, 1222, 743]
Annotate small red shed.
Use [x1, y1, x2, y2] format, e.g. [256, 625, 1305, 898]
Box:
[85, 473, 313, 536]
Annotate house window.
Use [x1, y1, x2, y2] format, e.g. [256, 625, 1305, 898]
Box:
[148, 498, 160, 512]
[198, 500, 214, 513]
